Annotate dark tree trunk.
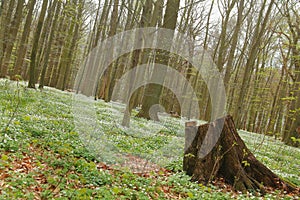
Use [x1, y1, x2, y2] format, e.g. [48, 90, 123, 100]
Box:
[38, 0, 60, 89]
[137, 0, 180, 120]
[28, 0, 48, 89]
[183, 115, 296, 193]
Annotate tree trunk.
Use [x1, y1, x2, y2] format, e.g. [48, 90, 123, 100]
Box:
[137, 0, 180, 120]
[183, 115, 296, 193]
[13, 0, 37, 77]
[233, 0, 275, 127]
[56, 0, 83, 91]
[103, 0, 119, 101]
[281, 1, 300, 147]
[0, 0, 9, 73]
[223, 0, 244, 92]
[1, 0, 24, 77]
[48, 11, 67, 88]
[121, 0, 153, 126]
[28, 0, 48, 88]
[64, 0, 84, 90]
[38, 0, 60, 89]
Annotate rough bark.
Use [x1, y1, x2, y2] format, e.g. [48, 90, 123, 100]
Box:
[183, 115, 296, 193]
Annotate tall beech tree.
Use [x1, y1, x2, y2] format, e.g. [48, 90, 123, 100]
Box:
[1, 0, 25, 77]
[28, 0, 48, 88]
[121, 0, 153, 126]
[279, 0, 300, 146]
[233, 0, 275, 127]
[57, 0, 84, 91]
[137, 0, 180, 120]
[38, 0, 60, 89]
[13, 0, 37, 77]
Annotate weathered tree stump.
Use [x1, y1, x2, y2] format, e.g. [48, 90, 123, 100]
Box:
[183, 115, 296, 193]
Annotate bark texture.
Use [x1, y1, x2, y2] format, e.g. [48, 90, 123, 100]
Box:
[183, 115, 296, 193]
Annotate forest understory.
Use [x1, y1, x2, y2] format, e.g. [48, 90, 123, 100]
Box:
[0, 80, 299, 199]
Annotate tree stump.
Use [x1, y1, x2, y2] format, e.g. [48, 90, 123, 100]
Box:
[183, 115, 296, 193]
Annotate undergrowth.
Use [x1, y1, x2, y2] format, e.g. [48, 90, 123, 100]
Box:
[0, 79, 299, 199]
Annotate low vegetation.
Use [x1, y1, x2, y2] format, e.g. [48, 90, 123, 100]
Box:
[0, 80, 299, 199]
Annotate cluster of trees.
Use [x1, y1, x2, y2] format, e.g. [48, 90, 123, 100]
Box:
[0, 0, 299, 146]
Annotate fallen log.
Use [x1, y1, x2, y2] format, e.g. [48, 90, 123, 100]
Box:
[183, 115, 296, 193]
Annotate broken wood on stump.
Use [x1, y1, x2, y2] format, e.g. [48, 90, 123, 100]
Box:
[183, 115, 296, 193]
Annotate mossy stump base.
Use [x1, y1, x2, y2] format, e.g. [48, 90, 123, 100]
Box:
[183, 115, 296, 193]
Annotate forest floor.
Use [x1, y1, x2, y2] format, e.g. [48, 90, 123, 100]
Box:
[0, 79, 299, 199]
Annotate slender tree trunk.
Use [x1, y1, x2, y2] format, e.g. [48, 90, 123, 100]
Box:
[107, 0, 137, 100]
[233, 0, 275, 127]
[13, 0, 37, 77]
[0, 0, 9, 71]
[1, 0, 24, 76]
[92, 0, 113, 99]
[33, 0, 56, 81]
[137, 0, 180, 120]
[38, 0, 60, 89]
[133, 0, 164, 105]
[28, 0, 48, 88]
[103, 0, 120, 101]
[122, 0, 153, 126]
[224, 0, 244, 92]
[282, 1, 300, 146]
[216, 0, 236, 72]
[266, 67, 285, 135]
[60, 0, 84, 90]
[49, 12, 67, 87]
